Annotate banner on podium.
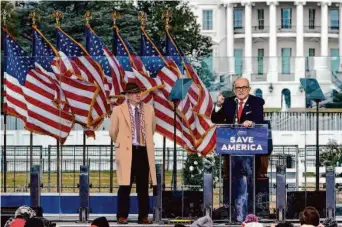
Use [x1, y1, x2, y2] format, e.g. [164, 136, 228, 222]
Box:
[216, 125, 268, 155]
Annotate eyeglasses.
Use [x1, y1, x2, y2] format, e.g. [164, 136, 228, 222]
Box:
[234, 86, 250, 92]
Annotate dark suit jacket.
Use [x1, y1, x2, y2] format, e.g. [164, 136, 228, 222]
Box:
[211, 94, 265, 125]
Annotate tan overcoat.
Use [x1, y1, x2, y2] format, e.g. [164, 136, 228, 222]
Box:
[109, 102, 157, 186]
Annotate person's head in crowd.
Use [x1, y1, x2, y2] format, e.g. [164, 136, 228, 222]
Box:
[276, 221, 294, 227]
[14, 206, 36, 220]
[90, 217, 109, 227]
[322, 218, 338, 227]
[24, 217, 44, 227]
[4, 218, 26, 227]
[299, 206, 320, 226]
[244, 214, 259, 223]
[242, 214, 263, 227]
[190, 215, 213, 227]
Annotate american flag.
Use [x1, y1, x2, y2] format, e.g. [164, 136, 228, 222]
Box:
[165, 31, 214, 118]
[85, 25, 125, 106]
[140, 26, 197, 152]
[32, 25, 99, 137]
[3, 28, 73, 144]
[165, 30, 216, 155]
[54, 26, 109, 129]
[112, 25, 162, 104]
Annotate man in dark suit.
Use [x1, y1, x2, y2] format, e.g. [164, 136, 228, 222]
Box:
[211, 78, 267, 222]
[211, 77, 267, 176]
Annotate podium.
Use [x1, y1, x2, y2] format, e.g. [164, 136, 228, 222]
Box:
[215, 124, 270, 223]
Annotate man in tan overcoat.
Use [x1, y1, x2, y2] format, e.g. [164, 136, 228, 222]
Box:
[109, 82, 157, 224]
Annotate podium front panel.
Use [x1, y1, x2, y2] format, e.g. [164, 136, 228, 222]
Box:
[230, 155, 255, 222]
[216, 124, 268, 155]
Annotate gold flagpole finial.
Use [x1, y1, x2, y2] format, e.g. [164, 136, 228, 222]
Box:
[29, 11, 40, 25]
[52, 10, 64, 26]
[111, 11, 120, 26]
[162, 10, 172, 30]
[84, 11, 92, 25]
[138, 11, 147, 27]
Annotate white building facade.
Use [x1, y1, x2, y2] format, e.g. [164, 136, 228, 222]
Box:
[189, 0, 342, 108]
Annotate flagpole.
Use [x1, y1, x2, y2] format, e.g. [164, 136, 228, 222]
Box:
[162, 136, 166, 190]
[3, 113, 7, 192]
[56, 140, 60, 193]
[52, 10, 62, 194]
[30, 132, 33, 166]
[110, 138, 113, 193]
[83, 132, 86, 166]
[172, 101, 177, 191]
[2, 12, 10, 192]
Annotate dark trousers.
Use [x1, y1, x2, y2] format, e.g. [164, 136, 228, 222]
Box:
[117, 145, 150, 220]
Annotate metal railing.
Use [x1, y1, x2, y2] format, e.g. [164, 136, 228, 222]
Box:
[304, 26, 321, 33]
[251, 73, 267, 82]
[252, 26, 269, 33]
[2, 144, 342, 215]
[264, 112, 342, 131]
[2, 111, 342, 132]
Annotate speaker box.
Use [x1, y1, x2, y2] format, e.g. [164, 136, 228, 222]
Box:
[286, 191, 326, 219]
[1, 206, 43, 227]
[162, 191, 203, 219]
[256, 177, 270, 218]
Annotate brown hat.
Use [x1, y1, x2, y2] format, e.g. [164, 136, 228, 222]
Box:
[121, 82, 146, 94]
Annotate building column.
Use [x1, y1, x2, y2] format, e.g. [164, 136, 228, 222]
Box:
[267, 1, 278, 82]
[295, 1, 305, 81]
[314, 1, 331, 82]
[227, 3, 235, 75]
[321, 2, 329, 58]
[339, 4, 342, 71]
[243, 2, 253, 81]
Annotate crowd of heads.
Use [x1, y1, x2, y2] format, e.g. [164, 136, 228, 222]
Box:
[3, 205, 340, 227]
[4, 205, 53, 227]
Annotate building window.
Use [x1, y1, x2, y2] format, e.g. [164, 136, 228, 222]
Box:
[309, 48, 315, 57]
[281, 48, 291, 74]
[257, 49, 264, 75]
[258, 9, 264, 29]
[309, 9, 315, 29]
[234, 9, 243, 29]
[281, 89, 291, 108]
[203, 53, 213, 73]
[306, 48, 315, 72]
[202, 10, 213, 30]
[234, 49, 243, 75]
[255, 89, 263, 98]
[330, 49, 339, 73]
[329, 9, 339, 30]
[281, 8, 292, 29]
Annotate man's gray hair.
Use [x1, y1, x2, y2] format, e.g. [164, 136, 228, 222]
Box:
[233, 77, 250, 88]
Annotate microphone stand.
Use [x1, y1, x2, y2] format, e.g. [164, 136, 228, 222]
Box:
[233, 98, 239, 126]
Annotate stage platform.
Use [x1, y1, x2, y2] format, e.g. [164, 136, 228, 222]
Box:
[53, 222, 342, 227]
[43, 215, 342, 227]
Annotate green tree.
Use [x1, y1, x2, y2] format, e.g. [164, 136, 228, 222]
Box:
[2, 1, 212, 57]
[192, 59, 216, 89]
[319, 139, 342, 167]
[325, 90, 342, 108]
[183, 153, 203, 190]
[183, 154, 221, 190]
[138, 0, 212, 58]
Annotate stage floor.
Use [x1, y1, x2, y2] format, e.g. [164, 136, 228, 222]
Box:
[54, 222, 342, 227]
[44, 214, 342, 227]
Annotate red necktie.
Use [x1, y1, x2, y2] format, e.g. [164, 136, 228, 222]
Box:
[238, 101, 244, 121]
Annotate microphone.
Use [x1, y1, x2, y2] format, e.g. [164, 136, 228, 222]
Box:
[233, 98, 239, 125]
